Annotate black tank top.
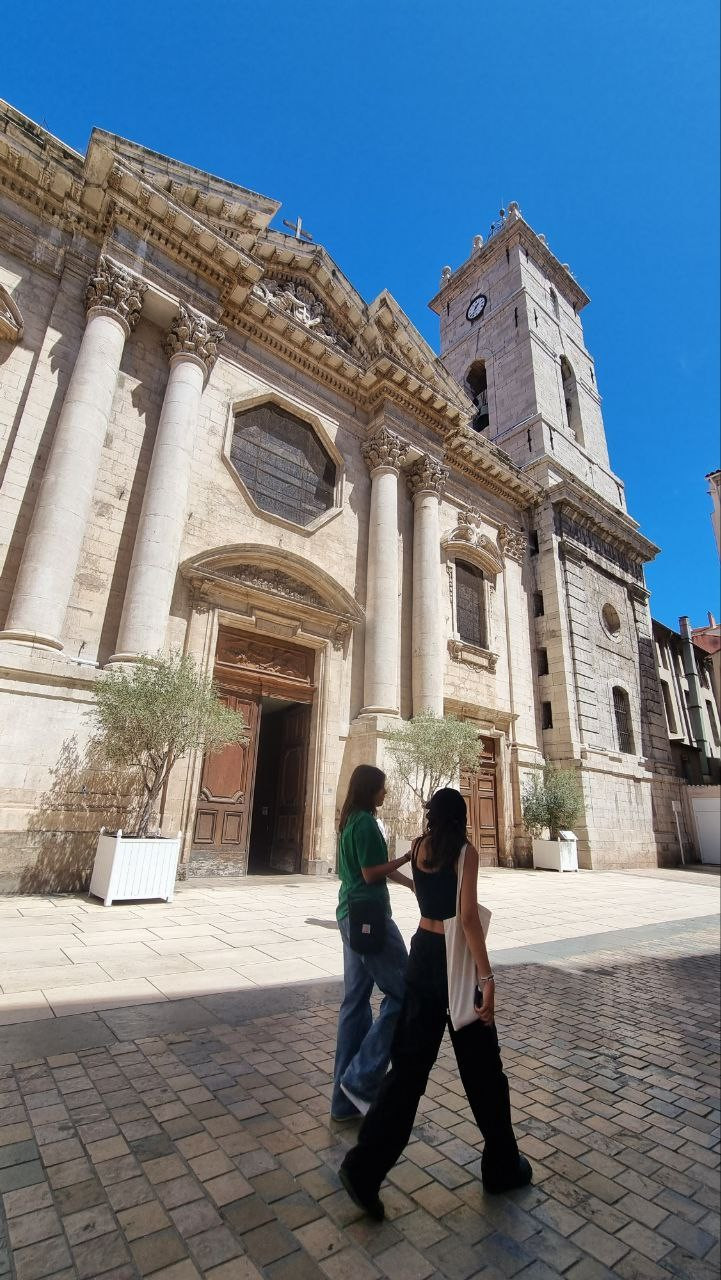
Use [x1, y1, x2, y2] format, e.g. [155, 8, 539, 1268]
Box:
[411, 838, 459, 921]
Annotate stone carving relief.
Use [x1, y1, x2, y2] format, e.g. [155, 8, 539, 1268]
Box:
[0, 284, 23, 343]
[331, 620, 353, 651]
[361, 426, 409, 474]
[165, 304, 225, 374]
[448, 639, 499, 673]
[497, 524, 526, 562]
[443, 507, 504, 575]
[216, 633, 313, 683]
[85, 256, 147, 334]
[251, 276, 353, 353]
[214, 565, 327, 610]
[406, 455, 448, 499]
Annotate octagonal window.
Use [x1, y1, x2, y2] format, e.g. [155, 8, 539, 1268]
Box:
[230, 403, 336, 526]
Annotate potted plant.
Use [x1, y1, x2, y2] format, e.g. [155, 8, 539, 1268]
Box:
[89, 652, 247, 905]
[522, 762, 583, 872]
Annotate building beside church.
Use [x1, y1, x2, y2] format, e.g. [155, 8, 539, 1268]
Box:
[0, 101, 690, 891]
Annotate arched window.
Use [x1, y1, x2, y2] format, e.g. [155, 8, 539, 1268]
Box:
[455, 561, 487, 648]
[231, 403, 336, 526]
[465, 360, 490, 433]
[560, 355, 581, 441]
[549, 287, 559, 319]
[612, 687, 635, 755]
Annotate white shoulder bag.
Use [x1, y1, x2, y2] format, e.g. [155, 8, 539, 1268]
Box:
[443, 843, 492, 1031]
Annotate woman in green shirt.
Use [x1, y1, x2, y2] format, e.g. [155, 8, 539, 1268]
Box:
[332, 765, 415, 1121]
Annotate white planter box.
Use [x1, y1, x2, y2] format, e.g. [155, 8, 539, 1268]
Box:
[533, 835, 579, 872]
[89, 830, 181, 906]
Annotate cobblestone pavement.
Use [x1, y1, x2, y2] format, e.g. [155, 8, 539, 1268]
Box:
[0, 875, 718, 1279]
[0, 868, 717, 1024]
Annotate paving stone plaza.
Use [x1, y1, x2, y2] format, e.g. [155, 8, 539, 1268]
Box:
[0, 868, 718, 1280]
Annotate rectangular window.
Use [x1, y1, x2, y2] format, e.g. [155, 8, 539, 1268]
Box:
[660, 681, 677, 735]
[706, 701, 721, 748]
[542, 701, 553, 730]
[537, 648, 549, 676]
[655, 640, 667, 669]
[455, 563, 486, 648]
[533, 591, 545, 617]
[613, 687, 634, 754]
[529, 531, 539, 555]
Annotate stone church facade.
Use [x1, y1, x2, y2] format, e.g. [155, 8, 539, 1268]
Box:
[0, 101, 686, 891]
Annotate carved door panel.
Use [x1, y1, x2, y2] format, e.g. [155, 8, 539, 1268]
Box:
[269, 705, 311, 873]
[460, 736, 498, 867]
[192, 695, 260, 862]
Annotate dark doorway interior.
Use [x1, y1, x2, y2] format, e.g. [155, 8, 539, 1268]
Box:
[248, 697, 310, 874]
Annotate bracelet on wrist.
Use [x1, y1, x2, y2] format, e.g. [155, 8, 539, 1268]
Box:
[478, 973, 495, 985]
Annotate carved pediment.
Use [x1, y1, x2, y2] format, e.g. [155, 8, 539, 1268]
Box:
[0, 285, 23, 343]
[442, 508, 504, 576]
[214, 565, 327, 610]
[250, 274, 356, 353]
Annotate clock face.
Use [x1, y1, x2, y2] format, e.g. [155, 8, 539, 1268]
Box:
[466, 293, 488, 322]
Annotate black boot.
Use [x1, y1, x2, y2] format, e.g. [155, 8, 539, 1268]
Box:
[339, 1159, 385, 1221]
[482, 1155, 533, 1195]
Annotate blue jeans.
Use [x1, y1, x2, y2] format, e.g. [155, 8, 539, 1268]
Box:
[332, 915, 408, 1117]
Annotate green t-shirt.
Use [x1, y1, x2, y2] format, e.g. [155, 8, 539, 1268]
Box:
[336, 810, 391, 922]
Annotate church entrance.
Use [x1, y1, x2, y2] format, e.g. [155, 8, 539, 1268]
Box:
[460, 736, 499, 866]
[191, 628, 315, 875]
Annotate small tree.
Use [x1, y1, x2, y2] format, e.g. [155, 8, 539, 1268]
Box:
[385, 711, 483, 807]
[522, 762, 583, 839]
[93, 652, 247, 838]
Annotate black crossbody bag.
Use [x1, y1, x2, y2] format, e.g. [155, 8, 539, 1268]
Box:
[347, 896, 387, 955]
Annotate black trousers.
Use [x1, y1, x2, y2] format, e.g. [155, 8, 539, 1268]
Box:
[342, 928, 520, 1193]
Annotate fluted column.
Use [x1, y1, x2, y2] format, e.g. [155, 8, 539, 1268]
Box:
[407, 456, 448, 715]
[360, 427, 408, 714]
[110, 306, 225, 662]
[1, 258, 145, 649]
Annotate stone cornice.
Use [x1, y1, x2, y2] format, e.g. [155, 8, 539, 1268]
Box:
[442, 423, 541, 509]
[547, 470, 659, 564]
[429, 205, 590, 315]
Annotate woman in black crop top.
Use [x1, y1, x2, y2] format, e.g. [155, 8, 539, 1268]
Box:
[340, 788, 531, 1220]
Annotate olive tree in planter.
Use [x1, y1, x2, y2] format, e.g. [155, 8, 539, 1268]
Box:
[89, 653, 247, 905]
[384, 711, 483, 855]
[522, 762, 583, 872]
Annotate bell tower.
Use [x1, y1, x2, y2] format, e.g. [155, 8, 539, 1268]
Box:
[429, 202, 626, 511]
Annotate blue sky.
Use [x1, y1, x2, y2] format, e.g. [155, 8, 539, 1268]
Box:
[5, 0, 719, 629]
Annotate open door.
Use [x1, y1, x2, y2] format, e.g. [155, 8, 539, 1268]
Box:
[460, 736, 499, 867]
[269, 704, 311, 873]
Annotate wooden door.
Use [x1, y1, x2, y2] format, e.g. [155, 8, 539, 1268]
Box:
[460, 736, 499, 866]
[192, 694, 260, 865]
[269, 705, 311, 873]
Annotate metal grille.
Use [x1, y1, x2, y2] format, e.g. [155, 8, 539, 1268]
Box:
[456, 562, 485, 648]
[613, 687, 634, 755]
[231, 404, 336, 526]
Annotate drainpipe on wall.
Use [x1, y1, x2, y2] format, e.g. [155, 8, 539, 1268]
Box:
[679, 616, 711, 781]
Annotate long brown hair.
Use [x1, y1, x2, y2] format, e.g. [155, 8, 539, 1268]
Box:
[424, 787, 468, 870]
[338, 765, 385, 833]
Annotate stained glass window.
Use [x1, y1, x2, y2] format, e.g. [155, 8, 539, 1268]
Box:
[456, 562, 486, 649]
[231, 404, 336, 526]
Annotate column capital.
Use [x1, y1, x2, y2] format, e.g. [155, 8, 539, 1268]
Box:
[361, 426, 409, 476]
[498, 523, 526, 562]
[165, 304, 225, 377]
[406, 454, 448, 500]
[85, 256, 147, 336]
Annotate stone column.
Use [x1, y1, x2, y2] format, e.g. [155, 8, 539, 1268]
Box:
[360, 427, 408, 714]
[407, 455, 448, 715]
[110, 305, 224, 661]
[1, 258, 145, 649]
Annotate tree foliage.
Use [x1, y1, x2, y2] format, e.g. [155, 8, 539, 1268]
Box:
[385, 711, 483, 805]
[522, 762, 583, 839]
[92, 652, 247, 838]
